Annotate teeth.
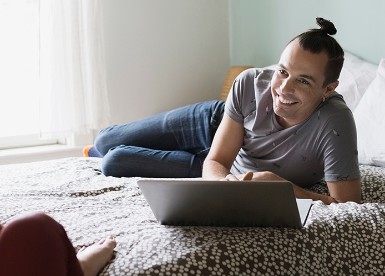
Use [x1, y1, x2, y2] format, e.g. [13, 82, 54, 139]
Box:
[278, 96, 295, 104]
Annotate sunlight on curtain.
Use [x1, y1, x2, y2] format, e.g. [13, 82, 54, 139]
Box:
[0, 0, 40, 138]
[39, 0, 110, 139]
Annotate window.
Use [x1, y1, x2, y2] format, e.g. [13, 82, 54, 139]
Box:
[0, 0, 58, 149]
[1, 1, 109, 152]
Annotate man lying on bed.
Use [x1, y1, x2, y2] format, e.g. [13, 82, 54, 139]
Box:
[86, 17, 361, 205]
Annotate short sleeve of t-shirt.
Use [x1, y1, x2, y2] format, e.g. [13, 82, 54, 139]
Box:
[225, 68, 273, 125]
[317, 102, 360, 182]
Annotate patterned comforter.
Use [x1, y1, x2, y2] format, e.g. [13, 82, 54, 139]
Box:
[1, 157, 385, 275]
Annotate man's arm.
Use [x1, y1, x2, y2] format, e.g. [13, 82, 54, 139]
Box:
[203, 114, 361, 205]
[247, 171, 361, 204]
[325, 179, 361, 203]
[291, 179, 361, 204]
[202, 114, 244, 179]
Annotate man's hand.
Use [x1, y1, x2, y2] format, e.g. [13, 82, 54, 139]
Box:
[222, 171, 351, 205]
[223, 171, 284, 181]
[222, 171, 254, 181]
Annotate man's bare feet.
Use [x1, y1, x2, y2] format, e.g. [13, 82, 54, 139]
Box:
[77, 236, 117, 276]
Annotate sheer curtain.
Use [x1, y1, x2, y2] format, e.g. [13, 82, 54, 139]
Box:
[39, 0, 110, 142]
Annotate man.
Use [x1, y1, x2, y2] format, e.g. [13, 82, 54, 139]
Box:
[202, 18, 361, 204]
[87, 18, 360, 204]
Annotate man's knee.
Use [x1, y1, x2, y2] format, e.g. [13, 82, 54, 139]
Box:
[101, 146, 127, 177]
[94, 129, 111, 155]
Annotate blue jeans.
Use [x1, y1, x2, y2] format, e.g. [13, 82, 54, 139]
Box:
[95, 100, 225, 178]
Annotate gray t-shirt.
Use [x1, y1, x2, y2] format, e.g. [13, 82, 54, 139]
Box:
[225, 68, 360, 188]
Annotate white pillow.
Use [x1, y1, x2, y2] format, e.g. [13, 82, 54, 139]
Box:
[337, 51, 377, 111]
[353, 58, 385, 166]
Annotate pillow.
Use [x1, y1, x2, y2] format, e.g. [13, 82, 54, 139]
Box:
[337, 51, 377, 111]
[353, 58, 385, 166]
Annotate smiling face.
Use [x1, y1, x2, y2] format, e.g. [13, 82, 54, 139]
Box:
[270, 38, 338, 128]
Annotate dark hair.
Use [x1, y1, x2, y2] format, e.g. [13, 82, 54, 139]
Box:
[290, 18, 344, 87]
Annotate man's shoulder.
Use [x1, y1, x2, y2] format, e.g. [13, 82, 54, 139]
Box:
[311, 92, 355, 130]
[235, 67, 275, 82]
[322, 92, 353, 115]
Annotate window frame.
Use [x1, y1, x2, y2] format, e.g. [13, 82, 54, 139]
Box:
[0, 134, 61, 150]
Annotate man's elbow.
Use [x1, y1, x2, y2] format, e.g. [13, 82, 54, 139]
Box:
[334, 195, 361, 204]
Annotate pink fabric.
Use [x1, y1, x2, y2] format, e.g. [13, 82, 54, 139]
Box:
[0, 212, 83, 276]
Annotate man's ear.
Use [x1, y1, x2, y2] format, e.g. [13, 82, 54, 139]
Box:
[324, 80, 339, 98]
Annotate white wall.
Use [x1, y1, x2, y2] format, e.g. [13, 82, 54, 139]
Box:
[101, 0, 385, 128]
[229, 0, 385, 68]
[101, 0, 230, 124]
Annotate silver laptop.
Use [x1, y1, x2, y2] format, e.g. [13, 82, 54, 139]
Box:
[137, 179, 313, 228]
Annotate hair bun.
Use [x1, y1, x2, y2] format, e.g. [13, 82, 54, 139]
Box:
[316, 17, 337, 35]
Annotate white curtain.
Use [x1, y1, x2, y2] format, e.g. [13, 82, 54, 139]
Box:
[39, 0, 110, 139]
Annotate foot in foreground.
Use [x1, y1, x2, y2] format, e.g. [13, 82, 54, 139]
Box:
[77, 236, 117, 276]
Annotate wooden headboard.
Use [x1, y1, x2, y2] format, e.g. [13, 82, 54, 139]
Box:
[220, 66, 253, 100]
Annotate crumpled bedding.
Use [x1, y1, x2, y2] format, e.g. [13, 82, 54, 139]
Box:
[1, 157, 384, 275]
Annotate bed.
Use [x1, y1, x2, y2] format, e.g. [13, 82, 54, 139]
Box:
[1, 52, 385, 275]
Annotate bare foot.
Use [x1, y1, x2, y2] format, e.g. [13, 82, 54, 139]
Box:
[76, 236, 117, 276]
